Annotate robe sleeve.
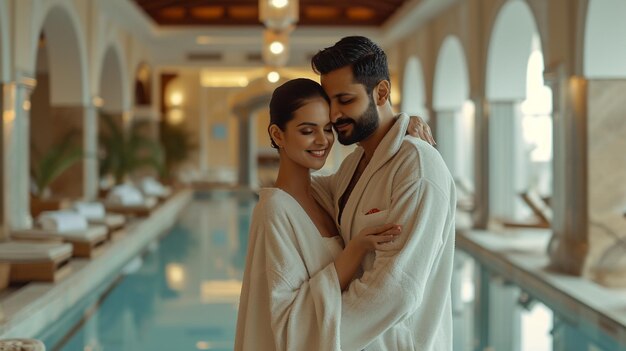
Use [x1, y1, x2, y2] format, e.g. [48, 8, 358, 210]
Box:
[263, 209, 343, 351]
[310, 172, 336, 216]
[340, 176, 453, 350]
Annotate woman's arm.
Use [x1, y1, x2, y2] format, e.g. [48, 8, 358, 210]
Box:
[333, 223, 401, 290]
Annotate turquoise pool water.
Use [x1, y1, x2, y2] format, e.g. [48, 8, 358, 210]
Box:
[37, 191, 256, 351]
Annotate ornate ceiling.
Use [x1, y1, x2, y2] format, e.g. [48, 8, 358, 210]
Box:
[133, 0, 412, 27]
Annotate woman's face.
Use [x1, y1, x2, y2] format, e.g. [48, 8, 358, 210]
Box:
[281, 97, 334, 171]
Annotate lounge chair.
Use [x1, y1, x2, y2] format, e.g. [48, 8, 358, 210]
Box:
[12, 211, 108, 258]
[73, 201, 126, 241]
[0, 240, 73, 283]
[138, 176, 172, 200]
[500, 189, 552, 229]
[104, 184, 158, 217]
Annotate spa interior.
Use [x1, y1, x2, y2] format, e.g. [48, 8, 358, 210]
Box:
[0, 0, 624, 350]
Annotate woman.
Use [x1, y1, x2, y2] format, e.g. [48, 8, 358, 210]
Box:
[235, 78, 424, 351]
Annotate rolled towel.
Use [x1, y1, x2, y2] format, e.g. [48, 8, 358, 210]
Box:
[140, 177, 168, 197]
[107, 184, 144, 206]
[73, 201, 106, 220]
[38, 210, 88, 233]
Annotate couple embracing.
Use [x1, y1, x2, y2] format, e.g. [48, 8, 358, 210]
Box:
[235, 36, 456, 351]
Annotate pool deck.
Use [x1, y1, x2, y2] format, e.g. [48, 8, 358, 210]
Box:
[0, 189, 193, 339]
[457, 226, 626, 346]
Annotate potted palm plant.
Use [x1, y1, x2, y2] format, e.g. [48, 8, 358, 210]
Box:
[29, 130, 84, 216]
[98, 113, 165, 187]
[159, 120, 197, 183]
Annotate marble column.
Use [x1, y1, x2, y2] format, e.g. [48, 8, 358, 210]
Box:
[2, 74, 36, 231]
[83, 103, 98, 200]
[473, 97, 490, 228]
[436, 109, 460, 178]
[234, 107, 257, 189]
[199, 86, 209, 175]
[489, 101, 526, 222]
[544, 65, 588, 275]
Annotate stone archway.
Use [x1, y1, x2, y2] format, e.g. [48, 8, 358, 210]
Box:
[401, 56, 427, 120]
[485, 0, 550, 223]
[29, 5, 88, 199]
[433, 36, 472, 196]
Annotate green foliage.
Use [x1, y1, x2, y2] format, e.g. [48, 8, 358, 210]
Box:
[30, 129, 84, 198]
[99, 113, 165, 184]
[159, 121, 197, 180]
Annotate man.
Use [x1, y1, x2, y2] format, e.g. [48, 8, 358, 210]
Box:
[311, 36, 456, 350]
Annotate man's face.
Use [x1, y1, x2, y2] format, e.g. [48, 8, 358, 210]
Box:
[320, 66, 379, 145]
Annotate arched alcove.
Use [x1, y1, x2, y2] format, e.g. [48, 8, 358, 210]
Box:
[99, 46, 126, 114]
[583, 0, 626, 281]
[401, 56, 427, 120]
[433, 36, 472, 198]
[584, 0, 626, 78]
[485, 0, 552, 225]
[29, 5, 88, 199]
[135, 62, 153, 106]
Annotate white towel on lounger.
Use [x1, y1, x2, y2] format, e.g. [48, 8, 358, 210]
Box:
[73, 201, 106, 220]
[107, 184, 144, 206]
[37, 211, 88, 233]
[140, 177, 170, 197]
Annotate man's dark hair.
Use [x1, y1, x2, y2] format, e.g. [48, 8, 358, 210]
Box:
[311, 36, 390, 94]
[268, 78, 330, 149]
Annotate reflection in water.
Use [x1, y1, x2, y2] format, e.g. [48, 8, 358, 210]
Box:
[38, 192, 256, 351]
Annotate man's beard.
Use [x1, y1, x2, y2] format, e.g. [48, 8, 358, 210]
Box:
[334, 98, 379, 145]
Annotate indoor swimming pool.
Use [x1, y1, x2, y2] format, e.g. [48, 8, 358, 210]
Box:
[36, 191, 256, 351]
[30, 190, 625, 351]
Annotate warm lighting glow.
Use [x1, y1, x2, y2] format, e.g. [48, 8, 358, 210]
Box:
[22, 100, 31, 111]
[3, 110, 15, 124]
[170, 92, 184, 106]
[267, 71, 280, 83]
[270, 0, 289, 8]
[200, 280, 242, 303]
[92, 96, 104, 108]
[168, 109, 184, 125]
[269, 41, 284, 54]
[196, 341, 211, 350]
[259, 0, 299, 30]
[263, 30, 290, 66]
[200, 70, 250, 87]
[196, 36, 212, 45]
[166, 263, 186, 290]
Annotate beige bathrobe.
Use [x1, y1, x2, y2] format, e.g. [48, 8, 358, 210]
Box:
[235, 188, 343, 351]
[312, 113, 456, 351]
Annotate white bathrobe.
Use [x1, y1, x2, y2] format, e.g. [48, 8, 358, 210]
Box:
[312, 113, 456, 351]
[235, 188, 343, 351]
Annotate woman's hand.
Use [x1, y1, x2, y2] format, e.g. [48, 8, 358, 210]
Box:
[350, 223, 402, 253]
[407, 115, 436, 146]
[334, 223, 401, 290]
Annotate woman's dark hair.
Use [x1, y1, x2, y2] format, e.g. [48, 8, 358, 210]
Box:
[311, 36, 389, 95]
[268, 78, 329, 149]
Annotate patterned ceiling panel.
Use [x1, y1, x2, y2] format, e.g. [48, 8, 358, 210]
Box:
[133, 0, 412, 26]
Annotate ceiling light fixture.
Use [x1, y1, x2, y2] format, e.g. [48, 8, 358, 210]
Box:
[270, 0, 289, 9]
[269, 41, 284, 54]
[267, 71, 280, 83]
